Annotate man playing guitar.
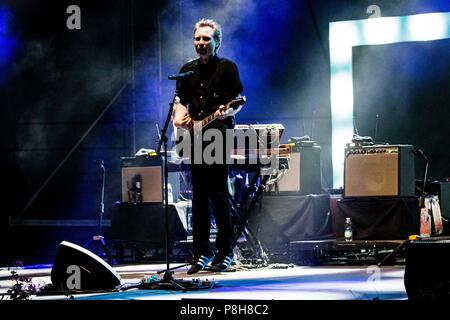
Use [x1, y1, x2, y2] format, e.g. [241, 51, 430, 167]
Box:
[172, 18, 244, 274]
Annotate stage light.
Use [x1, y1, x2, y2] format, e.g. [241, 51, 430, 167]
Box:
[0, 7, 14, 61]
[329, 21, 359, 66]
[407, 13, 448, 41]
[330, 72, 354, 118]
[331, 127, 353, 183]
[0, 6, 18, 86]
[362, 17, 400, 44]
[329, 12, 450, 188]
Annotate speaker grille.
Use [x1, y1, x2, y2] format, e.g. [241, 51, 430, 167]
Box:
[121, 167, 162, 203]
[344, 145, 414, 197]
[278, 152, 300, 192]
[274, 145, 322, 194]
[345, 153, 398, 197]
[120, 156, 163, 203]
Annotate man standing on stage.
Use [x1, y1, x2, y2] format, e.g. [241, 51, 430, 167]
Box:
[172, 18, 244, 274]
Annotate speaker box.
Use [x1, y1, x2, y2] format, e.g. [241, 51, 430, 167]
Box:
[404, 239, 450, 300]
[344, 145, 414, 197]
[51, 241, 121, 291]
[276, 145, 322, 195]
[121, 156, 163, 203]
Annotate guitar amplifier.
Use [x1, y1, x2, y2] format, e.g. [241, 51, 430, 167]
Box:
[344, 145, 415, 197]
[121, 156, 163, 203]
[270, 143, 322, 195]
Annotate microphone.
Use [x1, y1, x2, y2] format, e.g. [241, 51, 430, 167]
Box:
[93, 159, 104, 166]
[168, 71, 194, 80]
[412, 148, 429, 161]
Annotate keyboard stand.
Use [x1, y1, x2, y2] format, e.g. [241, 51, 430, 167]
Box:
[229, 172, 269, 266]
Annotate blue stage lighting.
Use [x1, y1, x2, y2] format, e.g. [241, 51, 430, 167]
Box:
[0, 6, 18, 84]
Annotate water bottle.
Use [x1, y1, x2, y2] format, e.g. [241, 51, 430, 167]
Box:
[344, 217, 353, 241]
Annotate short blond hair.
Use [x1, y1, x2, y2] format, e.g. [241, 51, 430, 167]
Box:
[194, 18, 222, 50]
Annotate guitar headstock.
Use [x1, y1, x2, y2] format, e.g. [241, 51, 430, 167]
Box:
[227, 96, 246, 110]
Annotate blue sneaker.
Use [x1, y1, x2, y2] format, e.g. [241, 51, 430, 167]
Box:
[211, 253, 235, 272]
[187, 254, 215, 274]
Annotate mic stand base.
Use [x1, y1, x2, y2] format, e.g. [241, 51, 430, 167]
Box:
[156, 262, 192, 275]
[136, 270, 217, 292]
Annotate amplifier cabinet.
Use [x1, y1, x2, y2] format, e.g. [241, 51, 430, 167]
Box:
[344, 145, 414, 197]
[121, 156, 163, 203]
[276, 145, 322, 195]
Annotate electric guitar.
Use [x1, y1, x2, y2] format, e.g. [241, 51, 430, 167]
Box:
[175, 96, 246, 156]
[190, 96, 246, 133]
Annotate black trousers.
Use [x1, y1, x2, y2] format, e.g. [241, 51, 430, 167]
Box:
[191, 164, 233, 258]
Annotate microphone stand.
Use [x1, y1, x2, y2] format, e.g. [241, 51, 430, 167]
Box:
[420, 155, 429, 208]
[157, 88, 176, 278]
[415, 149, 429, 208]
[84, 160, 113, 263]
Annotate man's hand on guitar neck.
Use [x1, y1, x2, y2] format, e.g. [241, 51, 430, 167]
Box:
[215, 105, 227, 120]
[216, 103, 243, 120]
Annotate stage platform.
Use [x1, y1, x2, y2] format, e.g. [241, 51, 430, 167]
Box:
[0, 262, 407, 301]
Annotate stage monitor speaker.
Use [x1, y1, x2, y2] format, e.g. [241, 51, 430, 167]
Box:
[121, 156, 163, 203]
[51, 241, 121, 291]
[404, 239, 450, 300]
[344, 145, 414, 197]
[276, 145, 322, 195]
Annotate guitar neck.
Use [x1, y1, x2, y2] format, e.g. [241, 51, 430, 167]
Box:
[195, 97, 245, 130]
[200, 112, 220, 128]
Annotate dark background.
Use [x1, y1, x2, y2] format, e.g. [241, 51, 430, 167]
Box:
[353, 39, 450, 180]
[1, 0, 450, 264]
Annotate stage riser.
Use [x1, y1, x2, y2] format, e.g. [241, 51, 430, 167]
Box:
[335, 197, 420, 240]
